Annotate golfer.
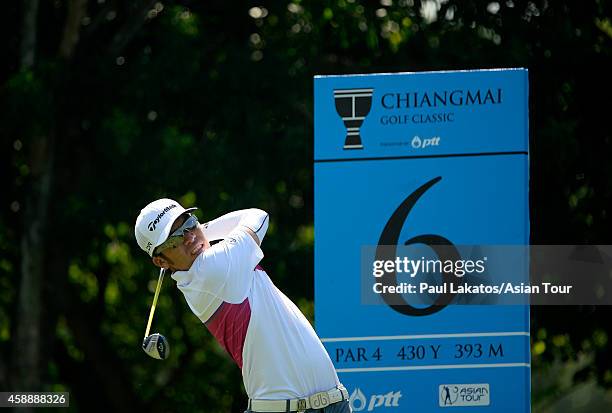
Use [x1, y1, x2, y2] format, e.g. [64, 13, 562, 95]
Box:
[135, 199, 351, 413]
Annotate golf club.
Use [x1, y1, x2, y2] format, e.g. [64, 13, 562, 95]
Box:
[142, 268, 170, 360]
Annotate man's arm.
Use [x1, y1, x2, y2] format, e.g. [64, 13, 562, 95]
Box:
[193, 210, 268, 304]
[203, 208, 269, 246]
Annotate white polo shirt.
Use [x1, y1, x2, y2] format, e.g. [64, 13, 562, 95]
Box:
[171, 227, 340, 399]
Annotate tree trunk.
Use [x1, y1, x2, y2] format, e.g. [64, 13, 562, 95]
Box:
[12, 0, 43, 396]
[20, 0, 39, 69]
[13, 0, 86, 398]
[13, 135, 54, 392]
[59, 0, 87, 59]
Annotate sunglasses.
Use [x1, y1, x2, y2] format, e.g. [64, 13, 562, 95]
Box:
[154, 214, 200, 255]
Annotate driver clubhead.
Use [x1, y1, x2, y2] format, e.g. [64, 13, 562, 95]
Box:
[142, 333, 170, 360]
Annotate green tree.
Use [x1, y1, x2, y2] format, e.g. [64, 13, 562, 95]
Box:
[1, 1, 611, 411]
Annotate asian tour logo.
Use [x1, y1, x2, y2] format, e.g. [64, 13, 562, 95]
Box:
[439, 384, 490, 407]
[334, 88, 374, 150]
[349, 387, 401, 411]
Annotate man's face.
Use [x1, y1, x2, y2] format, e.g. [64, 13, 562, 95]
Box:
[152, 213, 209, 271]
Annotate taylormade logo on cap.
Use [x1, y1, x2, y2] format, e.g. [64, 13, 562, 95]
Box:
[148, 204, 177, 231]
[134, 198, 198, 257]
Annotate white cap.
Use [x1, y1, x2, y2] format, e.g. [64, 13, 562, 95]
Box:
[134, 198, 197, 257]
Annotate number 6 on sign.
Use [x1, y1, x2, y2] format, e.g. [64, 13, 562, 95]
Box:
[376, 176, 461, 316]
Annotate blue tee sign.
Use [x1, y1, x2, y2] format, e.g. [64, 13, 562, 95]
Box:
[314, 69, 530, 412]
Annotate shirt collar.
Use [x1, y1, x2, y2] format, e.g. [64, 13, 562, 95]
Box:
[170, 252, 204, 284]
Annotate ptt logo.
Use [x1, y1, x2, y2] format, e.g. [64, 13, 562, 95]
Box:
[349, 388, 401, 411]
[439, 384, 490, 407]
[411, 135, 441, 149]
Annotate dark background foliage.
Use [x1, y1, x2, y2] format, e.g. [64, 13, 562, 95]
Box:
[1, 1, 611, 412]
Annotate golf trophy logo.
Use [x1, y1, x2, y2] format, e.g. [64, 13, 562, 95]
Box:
[334, 88, 374, 150]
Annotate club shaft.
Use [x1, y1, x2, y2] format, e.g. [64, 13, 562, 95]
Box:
[144, 268, 166, 339]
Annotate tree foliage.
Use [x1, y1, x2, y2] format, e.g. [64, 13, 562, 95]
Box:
[1, 1, 611, 411]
